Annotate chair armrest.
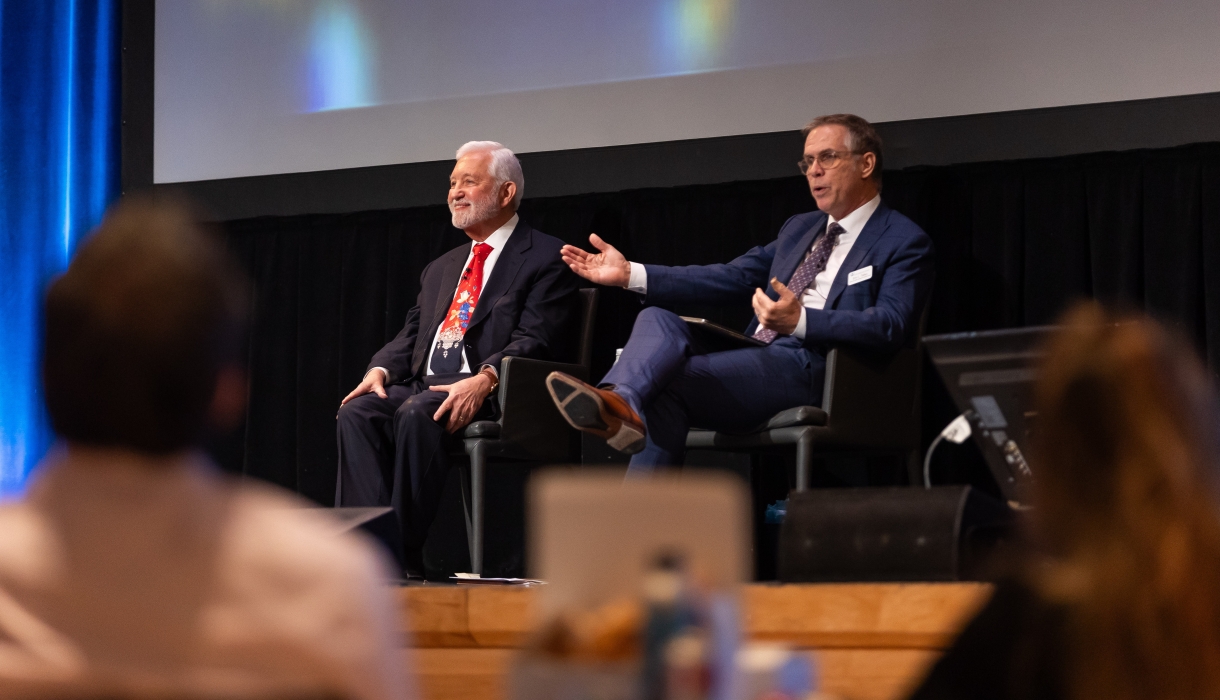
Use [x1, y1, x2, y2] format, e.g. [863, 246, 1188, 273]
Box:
[462, 421, 501, 439]
[491, 356, 589, 461]
[820, 346, 921, 448]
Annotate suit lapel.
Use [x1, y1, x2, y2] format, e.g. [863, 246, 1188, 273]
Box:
[772, 216, 826, 298]
[824, 204, 889, 309]
[428, 245, 469, 337]
[467, 219, 532, 329]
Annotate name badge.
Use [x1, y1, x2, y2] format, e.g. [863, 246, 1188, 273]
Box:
[847, 265, 874, 286]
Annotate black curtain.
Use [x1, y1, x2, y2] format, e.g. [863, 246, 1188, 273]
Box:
[217, 142, 1220, 506]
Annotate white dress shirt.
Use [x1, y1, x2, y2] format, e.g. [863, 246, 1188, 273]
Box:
[0, 447, 410, 700]
[626, 195, 881, 340]
[370, 214, 517, 382]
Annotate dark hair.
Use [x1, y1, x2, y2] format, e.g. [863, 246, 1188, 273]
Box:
[801, 113, 883, 184]
[42, 196, 248, 453]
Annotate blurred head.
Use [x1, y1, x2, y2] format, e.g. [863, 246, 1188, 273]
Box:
[799, 114, 882, 220]
[1032, 303, 1220, 560]
[1030, 302, 1220, 700]
[42, 196, 249, 455]
[448, 141, 523, 230]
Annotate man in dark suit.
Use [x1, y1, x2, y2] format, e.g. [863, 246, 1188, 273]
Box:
[547, 114, 934, 474]
[336, 141, 579, 576]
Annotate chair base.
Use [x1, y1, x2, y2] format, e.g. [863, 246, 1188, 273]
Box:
[688, 426, 918, 493]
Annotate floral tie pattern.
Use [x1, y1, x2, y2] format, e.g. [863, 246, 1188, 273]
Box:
[431, 242, 493, 373]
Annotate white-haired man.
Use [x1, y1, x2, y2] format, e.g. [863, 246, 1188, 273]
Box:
[336, 142, 580, 578]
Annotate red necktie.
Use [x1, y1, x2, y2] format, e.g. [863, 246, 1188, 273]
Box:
[431, 242, 493, 373]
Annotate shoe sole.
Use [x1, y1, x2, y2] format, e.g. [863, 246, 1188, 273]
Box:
[546, 373, 646, 455]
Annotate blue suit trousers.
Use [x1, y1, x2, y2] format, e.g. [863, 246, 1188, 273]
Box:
[600, 307, 824, 474]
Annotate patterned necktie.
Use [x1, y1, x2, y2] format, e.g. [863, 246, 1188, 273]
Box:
[431, 242, 493, 374]
[754, 222, 844, 344]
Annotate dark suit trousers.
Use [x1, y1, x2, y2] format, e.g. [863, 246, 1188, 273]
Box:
[335, 372, 492, 566]
[600, 307, 824, 475]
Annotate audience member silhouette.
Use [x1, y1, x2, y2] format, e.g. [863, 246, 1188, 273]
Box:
[909, 302, 1220, 700]
[0, 197, 410, 700]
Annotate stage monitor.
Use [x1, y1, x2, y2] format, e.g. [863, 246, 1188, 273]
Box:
[924, 327, 1055, 507]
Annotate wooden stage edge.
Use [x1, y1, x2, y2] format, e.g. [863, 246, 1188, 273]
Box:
[398, 582, 993, 700]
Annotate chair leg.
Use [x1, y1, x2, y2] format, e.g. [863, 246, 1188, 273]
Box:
[467, 441, 486, 576]
[795, 432, 813, 492]
[458, 460, 473, 550]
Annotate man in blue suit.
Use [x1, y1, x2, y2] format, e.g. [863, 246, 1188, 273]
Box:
[547, 114, 934, 473]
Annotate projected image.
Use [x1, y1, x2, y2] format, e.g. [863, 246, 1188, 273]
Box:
[156, 0, 1220, 183]
[307, 1, 378, 112]
[305, 0, 749, 112]
[299, 0, 748, 114]
[660, 0, 736, 71]
[176, 0, 868, 116]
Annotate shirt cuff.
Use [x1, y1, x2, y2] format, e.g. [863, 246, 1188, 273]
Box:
[792, 308, 808, 340]
[626, 262, 647, 294]
[478, 364, 498, 378]
[366, 367, 389, 382]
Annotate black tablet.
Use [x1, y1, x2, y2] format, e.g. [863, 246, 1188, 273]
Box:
[680, 316, 767, 352]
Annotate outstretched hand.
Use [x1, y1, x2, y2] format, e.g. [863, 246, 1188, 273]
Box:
[560, 234, 631, 287]
[752, 278, 803, 336]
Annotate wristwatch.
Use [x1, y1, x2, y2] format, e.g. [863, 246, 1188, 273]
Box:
[478, 365, 499, 393]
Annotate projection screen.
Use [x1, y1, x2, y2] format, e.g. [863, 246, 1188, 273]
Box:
[155, 0, 1220, 184]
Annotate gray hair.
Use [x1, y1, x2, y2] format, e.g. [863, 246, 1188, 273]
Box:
[456, 141, 524, 209]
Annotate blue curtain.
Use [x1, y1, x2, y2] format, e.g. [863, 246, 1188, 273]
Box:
[0, 0, 120, 495]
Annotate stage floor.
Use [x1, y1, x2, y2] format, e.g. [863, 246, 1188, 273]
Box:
[398, 582, 992, 700]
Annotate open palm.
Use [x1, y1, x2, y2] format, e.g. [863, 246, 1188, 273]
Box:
[559, 234, 631, 287]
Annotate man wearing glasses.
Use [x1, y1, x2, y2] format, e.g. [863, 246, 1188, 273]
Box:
[547, 114, 935, 473]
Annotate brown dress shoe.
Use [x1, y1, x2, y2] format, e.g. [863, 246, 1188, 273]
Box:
[546, 371, 647, 454]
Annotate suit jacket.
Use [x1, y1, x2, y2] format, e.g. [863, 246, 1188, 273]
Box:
[369, 219, 580, 384]
[643, 202, 935, 356]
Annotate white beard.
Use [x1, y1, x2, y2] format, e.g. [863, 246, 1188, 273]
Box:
[450, 191, 501, 229]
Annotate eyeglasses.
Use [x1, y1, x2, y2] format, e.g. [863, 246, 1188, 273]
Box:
[797, 150, 858, 174]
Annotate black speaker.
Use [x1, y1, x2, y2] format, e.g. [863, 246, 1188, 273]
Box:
[778, 486, 1013, 582]
[322, 507, 403, 570]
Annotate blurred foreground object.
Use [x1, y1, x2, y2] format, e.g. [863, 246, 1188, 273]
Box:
[510, 471, 812, 700]
[0, 197, 410, 700]
[529, 471, 749, 614]
[909, 302, 1220, 700]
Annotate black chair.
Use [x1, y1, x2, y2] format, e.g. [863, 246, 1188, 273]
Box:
[455, 288, 597, 574]
[685, 311, 928, 491]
